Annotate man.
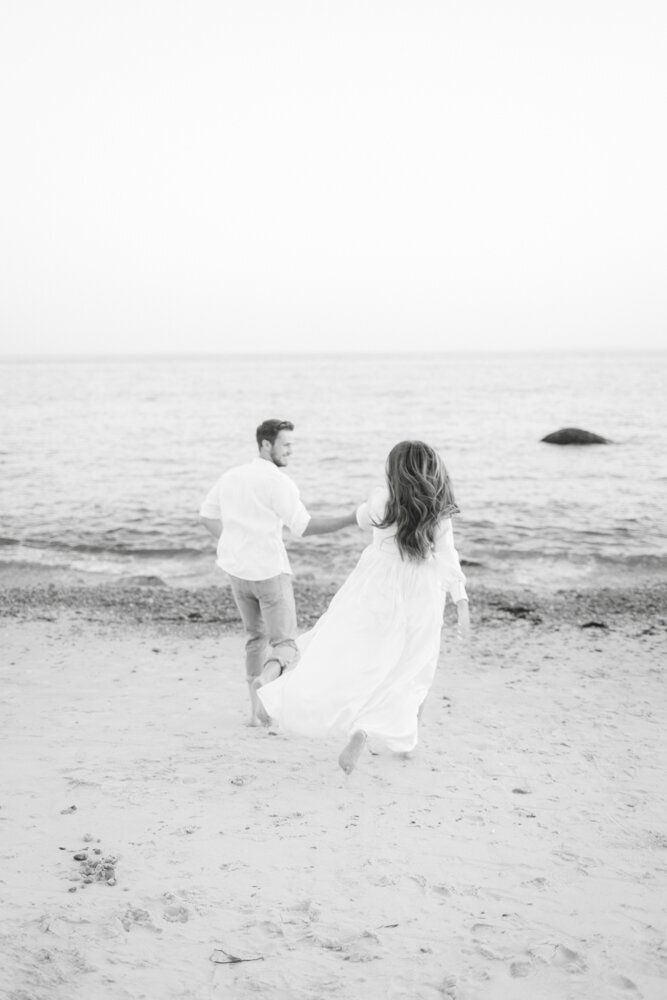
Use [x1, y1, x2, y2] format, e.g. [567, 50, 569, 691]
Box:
[199, 418, 358, 726]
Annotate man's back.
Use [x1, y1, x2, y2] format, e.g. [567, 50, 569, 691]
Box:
[200, 457, 310, 581]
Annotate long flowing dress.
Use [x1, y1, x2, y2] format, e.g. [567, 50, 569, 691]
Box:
[257, 487, 468, 753]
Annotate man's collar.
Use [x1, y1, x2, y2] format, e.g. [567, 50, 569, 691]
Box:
[253, 456, 281, 472]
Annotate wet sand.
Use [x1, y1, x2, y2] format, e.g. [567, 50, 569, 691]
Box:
[1, 581, 666, 999]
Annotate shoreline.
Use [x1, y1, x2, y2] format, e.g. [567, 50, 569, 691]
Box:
[1, 578, 666, 631]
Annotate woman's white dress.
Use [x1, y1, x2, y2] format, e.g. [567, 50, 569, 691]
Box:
[258, 488, 468, 753]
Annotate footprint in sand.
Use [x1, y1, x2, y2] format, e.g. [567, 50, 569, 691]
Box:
[163, 903, 189, 923]
[521, 876, 549, 890]
[287, 898, 321, 922]
[120, 908, 161, 934]
[470, 924, 511, 963]
[341, 930, 384, 963]
[432, 883, 452, 897]
[437, 974, 458, 997]
[608, 974, 640, 992]
[471, 922, 498, 939]
[370, 874, 395, 887]
[218, 918, 286, 959]
[306, 924, 384, 963]
[550, 944, 587, 972]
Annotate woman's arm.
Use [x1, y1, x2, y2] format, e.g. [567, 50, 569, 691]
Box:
[434, 519, 470, 638]
[433, 519, 467, 602]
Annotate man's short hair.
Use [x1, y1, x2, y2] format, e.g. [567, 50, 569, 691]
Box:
[256, 419, 294, 449]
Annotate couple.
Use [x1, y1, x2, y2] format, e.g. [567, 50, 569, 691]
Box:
[199, 418, 469, 774]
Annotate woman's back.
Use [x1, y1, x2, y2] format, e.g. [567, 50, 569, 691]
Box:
[358, 487, 401, 553]
[359, 486, 442, 555]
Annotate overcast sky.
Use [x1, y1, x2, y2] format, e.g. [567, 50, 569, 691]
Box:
[1, 0, 665, 356]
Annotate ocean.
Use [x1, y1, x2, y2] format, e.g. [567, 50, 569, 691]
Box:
[1, 352, 665, 592]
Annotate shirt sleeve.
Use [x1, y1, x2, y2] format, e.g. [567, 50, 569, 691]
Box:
[433, 518, 468, 603]
[271, 476, 311, 537]
[199, 480, 221, 519]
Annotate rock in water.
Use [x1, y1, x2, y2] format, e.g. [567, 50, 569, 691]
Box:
[541, 427, 610, 445]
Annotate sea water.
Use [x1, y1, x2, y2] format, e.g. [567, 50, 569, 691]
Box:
[1, 352, 665, 591]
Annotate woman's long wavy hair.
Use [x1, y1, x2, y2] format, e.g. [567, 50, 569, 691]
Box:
[374, 441, 460, 560]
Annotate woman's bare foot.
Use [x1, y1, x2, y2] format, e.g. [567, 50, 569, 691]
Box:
[338, 730, 367, 774]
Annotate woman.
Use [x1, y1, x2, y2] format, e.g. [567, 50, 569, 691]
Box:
[256, 441, 470, 773]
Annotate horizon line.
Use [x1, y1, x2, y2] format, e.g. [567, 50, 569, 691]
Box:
[1, 347, 665, 363]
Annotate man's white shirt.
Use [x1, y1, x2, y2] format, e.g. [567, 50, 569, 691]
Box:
[199, 457, 311, 581]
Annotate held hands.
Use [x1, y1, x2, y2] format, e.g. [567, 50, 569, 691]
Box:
[455, 598, 470, 641]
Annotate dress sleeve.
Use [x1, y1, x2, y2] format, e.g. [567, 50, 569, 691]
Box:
[199, 480, 221, 519]
[356, 487, 386, 529]
[433, 518, 468, 604]
[271, 476, 311, 537]
[356, 502, 372, 529]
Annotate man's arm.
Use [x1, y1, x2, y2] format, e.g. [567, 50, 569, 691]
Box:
[302, 510, 358, 536]
[200, 515, 222, 540]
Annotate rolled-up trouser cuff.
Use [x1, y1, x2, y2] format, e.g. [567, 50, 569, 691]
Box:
[264, 639, 299, 674]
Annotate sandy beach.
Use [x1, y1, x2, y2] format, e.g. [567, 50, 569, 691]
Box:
[1, 581, 666, 1000]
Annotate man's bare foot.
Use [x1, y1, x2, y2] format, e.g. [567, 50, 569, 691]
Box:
[246, 678, 271, 727]
[338, 730, 367, 774]
[250, 677, 272, 726]
[249, 660, 283, 727]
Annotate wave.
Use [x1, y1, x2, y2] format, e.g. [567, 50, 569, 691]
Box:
[46, 542, 205, 559]
[592, 552, 667, 569]
[477, 546, 667, 568]
[5, 537, 207, 559]
[4, 528, 665, 572]
[13, 539, 667, 566]
[1, 542, 665, 592]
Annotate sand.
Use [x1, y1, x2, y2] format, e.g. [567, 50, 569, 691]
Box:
[1, 582, 666, 1000]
